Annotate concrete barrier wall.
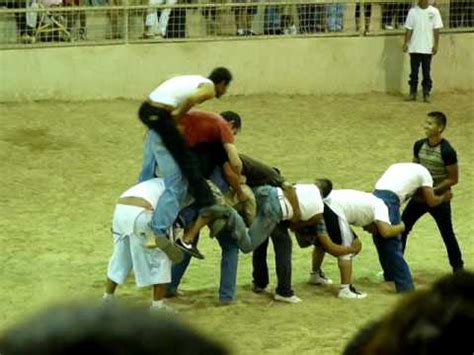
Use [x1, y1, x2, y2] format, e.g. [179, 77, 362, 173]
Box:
[0, 33, 472, 101]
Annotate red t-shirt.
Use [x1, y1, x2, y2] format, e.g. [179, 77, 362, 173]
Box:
[181, 110, 235, 147]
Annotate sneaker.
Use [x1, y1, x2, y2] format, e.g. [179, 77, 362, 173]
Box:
[338, 285, 367, 299]
[151, 235, 184, 264]
[423, 93, 431, 103]
[287, 25, 297, 35]
[219, 299, 235, 306]
[376, 270, 394, 282]
[78, 28, 87, 41]
[165, 289, 184, 298]
[251, 283, 266, 294]
[308, 270, 334, 285]
[174, 238, 205, 259]
[274, 294, 302, 304]
[383, 24, 394, 30]
[150, 303, 176, 313]
[406, 92, 417, 101]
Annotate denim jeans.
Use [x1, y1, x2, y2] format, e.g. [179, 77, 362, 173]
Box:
[252, 222, 294, 297]
[138, 130, 188, 236]
[402, 199, 463, 271]
[372, 190, 414, 293]
[327, 4, 344, 31]
[168, 205, 239, 302]
[229, 185, 283, 253]
[168, 233, 239, 302]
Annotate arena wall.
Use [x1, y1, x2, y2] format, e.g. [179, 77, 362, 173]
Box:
[1, 33, 472, 101]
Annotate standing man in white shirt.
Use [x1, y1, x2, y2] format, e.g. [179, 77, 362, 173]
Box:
[403, 0, 443, 102]
[373, 162, 452, 293]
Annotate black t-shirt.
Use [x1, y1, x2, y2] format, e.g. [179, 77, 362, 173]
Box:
[240, 154, 285, 187]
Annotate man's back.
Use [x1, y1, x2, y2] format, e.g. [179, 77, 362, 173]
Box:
[148, 75, 212, 107]
[375, 163, 434, 202]
[326, 189, 390, 227]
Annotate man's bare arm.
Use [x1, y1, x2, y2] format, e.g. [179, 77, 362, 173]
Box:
[171, 83, 216, 120]
[317, 234, 362, 257]
[403, 30, 413, 52]
[223, 143, 243, 175]
[421, 186, 452, 207]
[434, 164, 458, 194]
[375, 221, 406, 238]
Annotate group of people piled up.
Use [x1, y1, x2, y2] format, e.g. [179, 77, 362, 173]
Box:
[101, 66, 464, 311]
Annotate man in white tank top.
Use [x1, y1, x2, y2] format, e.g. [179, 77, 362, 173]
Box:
[137, 68, 233, 249]
[103, 178, 187, 311]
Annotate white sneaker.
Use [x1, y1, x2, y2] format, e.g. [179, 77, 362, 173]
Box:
[383, 24, 394, 30]
[308, 270, 334, 285]
[338, 285, 367, 299]
[150, 303, 176, 313]
[376, 271, 385, 282]
[274, 294, 302, 304]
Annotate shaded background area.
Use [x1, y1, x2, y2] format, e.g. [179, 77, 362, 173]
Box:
[0, 92, 473, 354]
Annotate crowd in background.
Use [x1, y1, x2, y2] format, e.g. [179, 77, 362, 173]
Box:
[0, 0, 473, 44]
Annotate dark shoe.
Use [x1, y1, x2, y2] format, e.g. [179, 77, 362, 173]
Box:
[175, 238, 205, 259]
[406, 92, 417, 101]
[423, 93, 431, 103]
[165, 289, 184, 298]
[252, 283, 266, 294]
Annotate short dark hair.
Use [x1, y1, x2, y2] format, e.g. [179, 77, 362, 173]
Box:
[0, 302, 229, 355]
[220, 111, 242, 131]
[208, 67, 233, 85]
[315, 178, 333, 198]
[428, 111, 447, 130]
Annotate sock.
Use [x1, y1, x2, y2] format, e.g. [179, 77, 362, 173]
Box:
[340, 284, 350, 290]
[151, 300, 164, 308]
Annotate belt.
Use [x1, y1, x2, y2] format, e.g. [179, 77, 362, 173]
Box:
[117, 196, 153, 211]
[145, 99, 174, 112]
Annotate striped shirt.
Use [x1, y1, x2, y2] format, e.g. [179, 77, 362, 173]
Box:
[414, 138, 457, 186]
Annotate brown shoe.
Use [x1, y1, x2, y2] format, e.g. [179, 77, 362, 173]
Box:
[146, 234, 184, 263]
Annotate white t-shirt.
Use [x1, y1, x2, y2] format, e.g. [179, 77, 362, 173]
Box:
[375, 163, 434, 203]
[325, 189, 391, 227]
[120, 178, 165, 209]
[405, 5, 443, 54]
[148, 75, 213, 107]
[295, 184, 324, 221]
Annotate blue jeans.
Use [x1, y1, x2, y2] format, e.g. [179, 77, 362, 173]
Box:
[138, 130, 188, 236]
[372, 190, 414, 293]
[168, 206, 239, 302]
[229, 185, 283, 253]
[327, 4, 344, 31]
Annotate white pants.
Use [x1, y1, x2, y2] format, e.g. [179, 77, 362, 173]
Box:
[107, 204, 171, 288]
[145, 0, 178, 36]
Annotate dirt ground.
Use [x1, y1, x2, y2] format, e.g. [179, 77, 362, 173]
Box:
[0, 92, 473, 354]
